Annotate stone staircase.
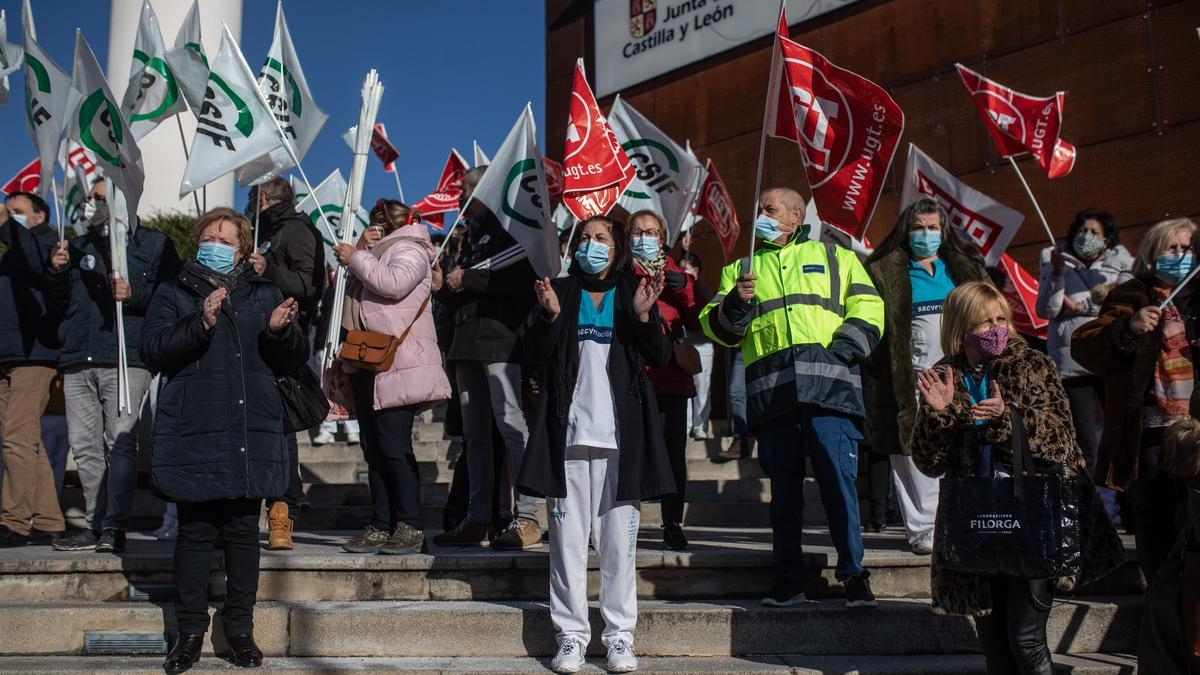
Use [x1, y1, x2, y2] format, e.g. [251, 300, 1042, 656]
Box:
[3, 420, 1143, 673]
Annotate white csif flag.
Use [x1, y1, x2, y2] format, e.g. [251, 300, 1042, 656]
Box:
[294, 169, 368, 263]
[179, 26, 285, 197]
[609, 95, 704, 246]
[473, 140, 490, 168]
[470, 104, 559, 279]
[236, 1, 328, 186]
[166, 0, 209, 113]
[0, 10, 23, 106]
[69, 29, 144, 234]
[120, 0, 188, 140]
[22, 0, 73, 195]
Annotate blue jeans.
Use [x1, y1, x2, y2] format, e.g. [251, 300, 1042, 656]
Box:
[728, 350, 748, 439]
[756, 405, 866, 582]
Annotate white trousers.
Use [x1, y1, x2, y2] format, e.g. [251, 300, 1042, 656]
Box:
[890, 455, 939, 544]
[688, 341, 715, 431]
[548, 445, 640, 647]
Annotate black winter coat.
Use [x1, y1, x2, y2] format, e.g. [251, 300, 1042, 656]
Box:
[439, 218, 537, 363]
[517, 274, 676, 501]
[257, 202, 326, 334]
[45, 224, 181, 370]
[140, 262, 308, 503]
[0, 218, 60, 365]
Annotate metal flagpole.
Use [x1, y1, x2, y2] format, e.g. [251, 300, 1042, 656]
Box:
[743, 6, 784, 276]
[252, 191, 262, 249]
[175, 115, 203, 217]
[391, 167, 405, 203]
[1159, 265, 1200, 310]
[432, 203, 470, 265]
[1007, 156, 1058, 248]
[50, 180, 64, 240]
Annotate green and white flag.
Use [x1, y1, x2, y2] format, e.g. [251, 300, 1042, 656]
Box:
[179, 26, 285, 197]
[235, 1, 327, 186]
[470, 104, 558, 279]
[60, 140, 99, 229]
[69, 30, 144, 234]
[120, 0, 187, 140]
[166, 0, 209, 113]
[679, 140, 705, 234]
[608, 95, 704, 247]
[294, 169, 367, 263]
[22, 0, 74, 195]
[0, 10, 23, 106]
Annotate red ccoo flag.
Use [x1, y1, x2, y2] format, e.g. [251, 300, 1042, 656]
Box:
[411, 149, 470, 225]
[371, 123, 400, 172]
[2, 158, 41, 196]
[955, 64, 1076, 179]
[561, 59, 633, 220]
[697, 160, 740, 261]
[764, 3, 904, 240]
[999, 253, 1048, 341]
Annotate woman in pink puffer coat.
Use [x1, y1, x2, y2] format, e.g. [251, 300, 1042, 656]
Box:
[331, 199, 450, 555]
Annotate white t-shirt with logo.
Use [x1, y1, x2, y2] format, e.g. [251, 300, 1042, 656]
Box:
[566, 289, 619, 449]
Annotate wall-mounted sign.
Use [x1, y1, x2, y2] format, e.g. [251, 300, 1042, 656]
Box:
[594, 0, 858, 98]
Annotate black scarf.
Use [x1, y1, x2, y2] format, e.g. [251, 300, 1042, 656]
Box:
[547, 261, 645, 423]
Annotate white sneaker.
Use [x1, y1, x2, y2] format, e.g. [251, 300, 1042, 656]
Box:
[551, 637, 586, 674]
[911, 533, 934, 555]
[606, 638, 637, 672]
[345, 432, 360, 444]
[312, 431, 336, 445]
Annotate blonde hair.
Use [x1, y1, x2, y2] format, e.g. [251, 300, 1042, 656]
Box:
[628, 209, 667, 241]
[940, 281, 1012, 359]
[1163, 417, 1200, 480]
[1132, 217, 1197, 279]
[191, 207, 253, 258]
[370, 199, 413, 233]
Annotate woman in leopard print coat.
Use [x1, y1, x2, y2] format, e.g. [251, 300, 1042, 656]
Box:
[912, 281, 1124, 674]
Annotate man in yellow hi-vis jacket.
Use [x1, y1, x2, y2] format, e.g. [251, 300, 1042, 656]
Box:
[700, 188, 885, 609]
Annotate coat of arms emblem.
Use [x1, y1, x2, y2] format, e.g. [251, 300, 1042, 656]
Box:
[629, 0, 657, 38]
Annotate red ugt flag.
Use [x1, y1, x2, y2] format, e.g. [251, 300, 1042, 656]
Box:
[2, 158, 41, 196]
[697, 160, 740, 261]
[955, 64, 1076, 179]
[999, 253, 1049, 341]
[411, 149, 470, 225]
[371, 123, 400, 173]
[765, 4, 904, 240]
[561, 59, 633, 220]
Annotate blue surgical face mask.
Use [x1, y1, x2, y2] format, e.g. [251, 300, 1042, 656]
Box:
[1155, 252, 1195, 287]
[631, 235, 660, 261]
[754, 214, 786, 242]
[11, 213, 28, 228]
[196, 242, 237, 274]
[576, 240, 611, 275]
[908, 229, 942, 259]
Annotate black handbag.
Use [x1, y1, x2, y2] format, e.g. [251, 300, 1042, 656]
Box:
[935, 403, 1082, 578]
[276, 365, 330, 433]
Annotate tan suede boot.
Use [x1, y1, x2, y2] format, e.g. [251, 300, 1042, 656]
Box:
[266, 502, 293, 550]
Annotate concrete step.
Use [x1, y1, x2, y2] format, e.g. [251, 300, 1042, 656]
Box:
[298, 437, 744, 463]
[0, 530, 1143, 604]
[0, 598, 1144, 657]
[0, 653, 1140, 673]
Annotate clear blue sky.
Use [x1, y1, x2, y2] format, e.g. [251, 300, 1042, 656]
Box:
[0, 0, 545, 210]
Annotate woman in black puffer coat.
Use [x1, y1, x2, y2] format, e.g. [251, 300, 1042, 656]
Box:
[141, 207, 307, 674]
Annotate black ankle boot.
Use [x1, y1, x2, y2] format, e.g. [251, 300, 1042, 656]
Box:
[163, 632, 204, 673]
[226, 633, 263, 668]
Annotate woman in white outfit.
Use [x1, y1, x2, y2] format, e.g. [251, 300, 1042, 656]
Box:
[1035, 208, 1132, 523]
[863, 198, 992, 554]
[517, 216, 674, 674]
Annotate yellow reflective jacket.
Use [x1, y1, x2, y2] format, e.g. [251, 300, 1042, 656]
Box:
[700, 236, 885, 427]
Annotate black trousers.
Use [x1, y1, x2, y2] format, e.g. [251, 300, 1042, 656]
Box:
[266, 434, 302, 518]
[1133, 431, 1190, 583]
[444, 421, 512, 529]
[350, 371, 423, 530]
[657, 394, 689, 526]
[174, 498, 262, 636]
[865, 449, 890, 527]
[1061, 376, 1103, 473]
[975, 577, 1054, 675]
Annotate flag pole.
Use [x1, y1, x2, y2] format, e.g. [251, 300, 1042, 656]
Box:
[50, 180, 64, 240]
[390, 167, 405, 203]
[432, 203, 469, 264]
[174, 115, 203, 217]
[1006, 155, 1058, 248]
[744, 4, 785, 275]
[1159, 265, 1200, 310]
[252, 190, 262, 249]
[220, 22, 337, 245]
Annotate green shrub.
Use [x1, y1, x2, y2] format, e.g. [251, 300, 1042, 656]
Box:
[141, 211, 198, 260]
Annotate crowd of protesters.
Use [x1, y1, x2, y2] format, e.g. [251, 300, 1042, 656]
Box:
[1, 169, 1198, 674]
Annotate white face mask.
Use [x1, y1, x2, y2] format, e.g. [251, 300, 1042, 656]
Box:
[11, 213, 28, 228]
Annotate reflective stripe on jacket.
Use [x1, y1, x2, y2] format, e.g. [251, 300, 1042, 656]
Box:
[700, 236, 885, 427]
